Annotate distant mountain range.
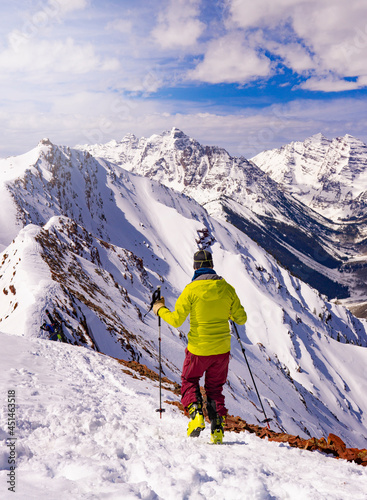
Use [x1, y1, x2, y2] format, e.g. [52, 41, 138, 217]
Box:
[77, 128, 367, 317]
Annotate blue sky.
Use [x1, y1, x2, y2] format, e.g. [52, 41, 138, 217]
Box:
[1, 0, 367, 158]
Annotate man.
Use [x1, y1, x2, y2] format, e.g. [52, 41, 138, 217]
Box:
[40, 321, 62, 342]
[40, 309, 65, 342]
[153, 249, 247, 443]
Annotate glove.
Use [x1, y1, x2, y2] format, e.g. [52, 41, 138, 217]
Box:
[153, 297, 165, 316]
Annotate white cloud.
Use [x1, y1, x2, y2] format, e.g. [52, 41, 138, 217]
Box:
[229, 0, 298, 30]
[188, 33, 272, 84]
[0, 37, 119, 80]
[226, 0, 367, 89]
[152, 0, 205, 49]
[290, 2, 367, 76]
[106, 19, 133, 34]
[267, 41, 315, 73]
[298, 76, 362, 92]
[356, 75, 367, 86]
[50, 0, 89, 15]
[5, 0, 90, 52]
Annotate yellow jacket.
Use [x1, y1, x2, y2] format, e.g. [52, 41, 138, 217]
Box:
[159, 274, 247, 356]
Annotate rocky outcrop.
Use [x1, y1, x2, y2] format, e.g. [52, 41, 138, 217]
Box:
[225, 416, 367, 466]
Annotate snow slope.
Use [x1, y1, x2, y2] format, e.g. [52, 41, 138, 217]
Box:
[1, 330, 367, 500]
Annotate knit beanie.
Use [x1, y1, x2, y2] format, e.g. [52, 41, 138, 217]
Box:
[193, 250, 213, 270]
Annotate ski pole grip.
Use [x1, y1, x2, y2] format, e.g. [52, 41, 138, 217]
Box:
[152, 286, 161, 303]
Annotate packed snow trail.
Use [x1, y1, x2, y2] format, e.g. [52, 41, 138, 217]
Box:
[1, 332, 367, 500]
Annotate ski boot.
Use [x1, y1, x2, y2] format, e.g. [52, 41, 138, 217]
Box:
[187, 402, 205, 437]
[210, 414, 225, 444]
[207, 399, 225, 444]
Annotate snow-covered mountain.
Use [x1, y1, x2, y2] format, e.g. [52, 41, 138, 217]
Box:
[76, 128, 367, 315]
[251, 133, 367, 222]
[76, 128, 316, 221]
[1, 137, 367, 452]
[251, 133, 367, 317]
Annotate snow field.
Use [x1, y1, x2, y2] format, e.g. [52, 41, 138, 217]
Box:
[1, 332, 367, 500]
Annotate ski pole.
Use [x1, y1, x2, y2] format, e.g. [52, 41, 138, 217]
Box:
[146, 286, 165, 418]
[232, 322, 271, 429]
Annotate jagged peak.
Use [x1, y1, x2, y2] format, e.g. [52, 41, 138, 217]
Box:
[155, 127, 190, 143]
[119, 132, 139, 143]
[306, 132, 367, 150]
[125, 132, 138, 140]
[38, 138, 54, 147]
[169, 127, 187, 139]
[308, 132, 328, 141]
[339, 133, 367, 147]
[302, 132, 330, 148]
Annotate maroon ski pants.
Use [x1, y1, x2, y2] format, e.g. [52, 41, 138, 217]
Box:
[181, 348, 230, 416]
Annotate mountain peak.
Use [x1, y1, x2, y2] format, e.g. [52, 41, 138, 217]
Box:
[38, 138, 54, 147]
[308, 132, 328, 141]
[253, 132, 367, 222]
[169, 127, 186, 138]
[156, 127, 190, 144]
[339, 133, 367, 147]
[303, 132, 330, 147]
